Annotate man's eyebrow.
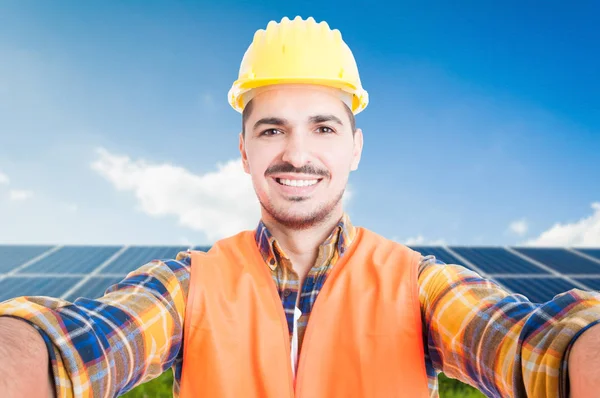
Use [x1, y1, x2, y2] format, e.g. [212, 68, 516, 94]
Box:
[253, 117, 288, 131]
[309, 114, 344, 126]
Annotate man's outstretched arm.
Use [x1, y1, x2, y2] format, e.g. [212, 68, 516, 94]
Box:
[0, 317, 53, 397]
[419, 257, 600, 397]
[0, 252, 192, 397]
[568, 324, 600, 397]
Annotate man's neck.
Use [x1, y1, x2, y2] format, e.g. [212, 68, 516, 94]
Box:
[261, 209, 343, 278]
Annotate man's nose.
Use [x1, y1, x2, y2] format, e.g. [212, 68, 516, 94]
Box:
[281, 134, 310, 168]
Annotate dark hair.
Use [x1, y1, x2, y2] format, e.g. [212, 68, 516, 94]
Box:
[241, 99, 356, 137]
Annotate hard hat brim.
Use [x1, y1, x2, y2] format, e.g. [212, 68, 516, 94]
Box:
[229, 77, 368, 115]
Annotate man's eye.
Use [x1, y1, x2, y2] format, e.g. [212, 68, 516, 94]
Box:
[261, 129, 281, 136]
[317, 126, 334, 134]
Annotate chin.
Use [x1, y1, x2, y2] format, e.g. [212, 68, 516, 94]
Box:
[272, 212, 330, 230]
[261, 199, 342, 231]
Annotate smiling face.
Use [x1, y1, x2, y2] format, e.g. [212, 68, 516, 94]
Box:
[239, 85, 363, 230]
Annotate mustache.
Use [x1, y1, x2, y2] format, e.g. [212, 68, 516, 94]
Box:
[265, 163, 330, 178]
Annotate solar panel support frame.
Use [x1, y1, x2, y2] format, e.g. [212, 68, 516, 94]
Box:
[60, 245, 130, 300]
[0, 245, 63, 282]
[505, 247, 592, 291]
[568, 248, 600, 267]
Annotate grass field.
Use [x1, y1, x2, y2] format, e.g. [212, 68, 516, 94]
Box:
[121, 370, 486, 397]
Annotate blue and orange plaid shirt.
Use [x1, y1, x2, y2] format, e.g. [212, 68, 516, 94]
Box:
[1, 214, 600, 397]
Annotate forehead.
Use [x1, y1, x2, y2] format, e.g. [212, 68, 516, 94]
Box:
[247, 86, 349, 124]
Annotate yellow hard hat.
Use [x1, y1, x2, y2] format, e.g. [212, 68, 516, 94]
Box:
[228, 16, 369, 114]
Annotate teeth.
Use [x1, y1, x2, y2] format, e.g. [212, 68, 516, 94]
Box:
[278, 179, 318, 187]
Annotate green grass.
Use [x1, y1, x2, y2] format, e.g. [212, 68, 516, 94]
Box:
[120, 371, 174, 398]
[438, 373, 486, 398]
[120, 370, 486, 397]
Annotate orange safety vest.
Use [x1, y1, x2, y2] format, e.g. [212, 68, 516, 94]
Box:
[180, 227, 429, 397]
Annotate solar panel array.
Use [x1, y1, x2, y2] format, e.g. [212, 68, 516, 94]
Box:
[0, 245, 196, 302]
[0, 244, 599, 304]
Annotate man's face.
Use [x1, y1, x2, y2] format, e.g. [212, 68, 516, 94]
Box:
[239, 85, 363, 229]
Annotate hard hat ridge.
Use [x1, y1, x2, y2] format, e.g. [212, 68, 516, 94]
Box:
[228, 16, 369, 114]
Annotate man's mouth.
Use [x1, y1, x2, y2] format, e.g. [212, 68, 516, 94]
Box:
[275, 178, 320, 187]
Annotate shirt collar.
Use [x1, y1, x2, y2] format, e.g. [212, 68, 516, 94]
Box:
[254, 213, 356, 271]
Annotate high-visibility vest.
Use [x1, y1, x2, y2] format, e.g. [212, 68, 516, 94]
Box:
[180, 227, 429, 397]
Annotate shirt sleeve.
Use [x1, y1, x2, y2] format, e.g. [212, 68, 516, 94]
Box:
[0, 251, 192, 398]
[419, 256, 600, 397]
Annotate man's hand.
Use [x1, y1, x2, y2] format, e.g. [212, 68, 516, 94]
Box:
[569, 323, 600, 398]
[0, 317, 54, 397]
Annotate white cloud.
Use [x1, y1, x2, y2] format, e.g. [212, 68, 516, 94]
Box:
[91, 147, 356, 243]
[508, 219, 528, 236]
[342, 185, 352, 205]
[91, 147, 261, 242]
[179, 236, 194, 247]
[1, 174, 34, 202]
[395, 235, 447, 246]
[525, 202, 600, 247]
[0, 172, 8, 185]
[91, 148, 357, 242]
[9, 189, 33, 201]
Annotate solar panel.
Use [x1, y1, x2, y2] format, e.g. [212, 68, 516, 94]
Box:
[408, 246, 468, 267]
[512, 248, 600, 275]
[576, 249, 600, 261]
[449, 247, 550, 275]
[573, 278, 600, 291]
[493, 277, 580, 303]
[22, 246, 122, 274]
[99, 246, 190, 275]
[0, 244, 599, 305]
[0, 276, 82, 302]
[0, 245, 54, 273]
[63, 275, 126, 301]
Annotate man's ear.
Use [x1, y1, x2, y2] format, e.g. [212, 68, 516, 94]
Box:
[350, 128, 363, 171]
[239, 132, 250, 174]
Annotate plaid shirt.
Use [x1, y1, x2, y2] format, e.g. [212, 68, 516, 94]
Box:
[1, 215, 599, 397]
[255, 214, 357, 350]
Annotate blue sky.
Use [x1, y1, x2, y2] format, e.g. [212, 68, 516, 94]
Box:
[1, 1, 598, 246]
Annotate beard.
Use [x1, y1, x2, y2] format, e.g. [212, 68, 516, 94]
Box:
[258, 188, 346, 230]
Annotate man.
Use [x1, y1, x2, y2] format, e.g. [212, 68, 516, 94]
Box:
[0, 16, 599, 398]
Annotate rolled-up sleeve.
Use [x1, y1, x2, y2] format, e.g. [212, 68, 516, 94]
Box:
[0, 251, 192, 398]
[419, 258, 600, 397]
